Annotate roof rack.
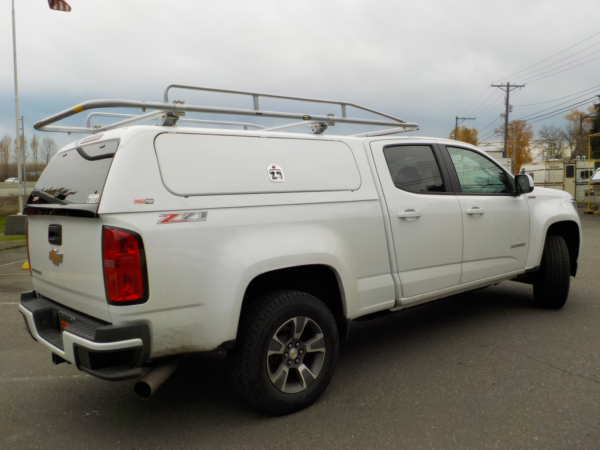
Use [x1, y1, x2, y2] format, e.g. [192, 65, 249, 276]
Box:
[34, 84, 419, 136]
[86, 112, 267, 130]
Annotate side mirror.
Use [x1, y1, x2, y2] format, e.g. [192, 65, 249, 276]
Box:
[515, 174, 534, 195]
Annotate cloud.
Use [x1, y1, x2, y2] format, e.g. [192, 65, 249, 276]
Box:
[1, 0, 599, 147]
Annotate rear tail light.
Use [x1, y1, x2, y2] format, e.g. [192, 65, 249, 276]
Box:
[26, 222, 32, 276]
[102, 227, 148, 305]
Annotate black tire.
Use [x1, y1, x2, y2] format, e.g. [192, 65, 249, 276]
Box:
[228, 290, 339, 415]
[533, 235, 570, 309]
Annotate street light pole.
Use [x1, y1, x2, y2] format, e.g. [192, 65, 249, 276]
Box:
[11, 0, 23, 213]
[10, 0, 72, 214]
[21, 116, 27, 200]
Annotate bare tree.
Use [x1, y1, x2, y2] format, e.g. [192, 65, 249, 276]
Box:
[561, 122, 578, 159]
[0, 135, 12, 180]
[40, 137, 58, 166]
[13, 135, 27, 165]
[537, 125, 564, 161]
[30, 134, 40, 178]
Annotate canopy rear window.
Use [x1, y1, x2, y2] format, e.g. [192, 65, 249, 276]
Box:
[28, 140, 118, 205]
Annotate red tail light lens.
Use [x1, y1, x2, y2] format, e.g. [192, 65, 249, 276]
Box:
[26, 222, 32, 276]
[102, 227, 148, 305]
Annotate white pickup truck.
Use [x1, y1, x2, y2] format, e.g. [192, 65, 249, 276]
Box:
[20, 85, 581, 415]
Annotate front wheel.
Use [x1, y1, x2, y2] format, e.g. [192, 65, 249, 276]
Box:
[228, 290, 339, 415]
[533, 235, 571, 309]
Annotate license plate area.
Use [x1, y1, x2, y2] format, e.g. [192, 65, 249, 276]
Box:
[58, 311, 76, 331]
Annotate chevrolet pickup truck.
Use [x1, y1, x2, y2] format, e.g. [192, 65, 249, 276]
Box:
[19, 85, 581, 414]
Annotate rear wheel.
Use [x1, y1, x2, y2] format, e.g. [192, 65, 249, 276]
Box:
[533, 235, 570, 309]
[228, 290, 339, 415]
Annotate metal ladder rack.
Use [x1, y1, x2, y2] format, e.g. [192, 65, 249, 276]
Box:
[34, 84, 419, 136]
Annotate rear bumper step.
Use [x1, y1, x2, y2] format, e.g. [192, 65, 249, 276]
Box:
[20, 291, 150, 381]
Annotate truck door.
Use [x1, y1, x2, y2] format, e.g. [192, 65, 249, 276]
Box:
[564, 164, 575, 198]
[438, 144, 530, 284]
[370, 141, 463, 298]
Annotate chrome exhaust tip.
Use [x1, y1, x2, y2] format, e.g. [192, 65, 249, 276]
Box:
[134, 358, 181, 399]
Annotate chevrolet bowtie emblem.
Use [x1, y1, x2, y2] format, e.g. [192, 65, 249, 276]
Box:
[49, 249, 63, 266]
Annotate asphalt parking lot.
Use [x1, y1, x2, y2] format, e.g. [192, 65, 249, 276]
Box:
[1, 216, 599, 449]
[0, 182, 36, 197]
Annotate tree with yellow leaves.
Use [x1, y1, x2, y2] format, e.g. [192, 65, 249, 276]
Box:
[494, 120, 533, 174]
[564, 107, 596, 157]
[448, 126, 478, 145]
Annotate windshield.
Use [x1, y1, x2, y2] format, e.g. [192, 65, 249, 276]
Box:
[28, 145, 115, 205]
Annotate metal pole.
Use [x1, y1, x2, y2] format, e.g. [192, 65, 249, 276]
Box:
[552, 142, 555, 189]
[21, 116, 26, 200]
[503, 82, 510, 160]
[11, 0, 23, 213]
[588, 135, 591, 213]
[455, 116, 458, 140]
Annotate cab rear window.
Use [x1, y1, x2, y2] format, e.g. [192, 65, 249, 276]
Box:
[28, 141, 117, 205]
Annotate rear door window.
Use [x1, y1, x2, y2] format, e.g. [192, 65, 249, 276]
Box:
[29, 141, 117, 205]
[382, 145, 445, 193]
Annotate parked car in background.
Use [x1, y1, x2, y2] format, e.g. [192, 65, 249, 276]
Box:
[591, 168, 600, 185]
[4, 177, 19, 183]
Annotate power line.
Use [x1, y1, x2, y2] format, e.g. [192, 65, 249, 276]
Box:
[493, 30, 600, 83]
[512, 84, 600, 106]
[476, 95, 508, 117]
[478, 95, 597, 144]
[516, 95, 599, 120]
[510, 42, 600, 82]
[527, 103, 595, 125]
[516, 51, 600, 83]
[526, 99, 597, 125]
[478, 114, 504, 135]
[457, 87, 492, 116]
[525, 55, 600, 84]
[468, 89, 500, 116]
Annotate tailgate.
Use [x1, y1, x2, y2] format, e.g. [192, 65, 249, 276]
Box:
[28, 215, 110, 322]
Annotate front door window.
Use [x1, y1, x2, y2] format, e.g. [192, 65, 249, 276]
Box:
[447, 146, 510, 194]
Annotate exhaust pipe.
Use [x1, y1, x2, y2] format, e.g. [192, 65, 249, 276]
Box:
[134, 358, 181, 399]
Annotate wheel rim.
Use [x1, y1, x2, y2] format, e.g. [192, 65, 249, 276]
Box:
[266, 316, 326, 394]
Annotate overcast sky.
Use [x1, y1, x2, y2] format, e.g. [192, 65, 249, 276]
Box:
[1, 0, 599, 150]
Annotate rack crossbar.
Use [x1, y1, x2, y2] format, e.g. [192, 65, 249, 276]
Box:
[163, 84, 405, 123]
[33, 84, 419, 136]
[86, 112, 267, 130]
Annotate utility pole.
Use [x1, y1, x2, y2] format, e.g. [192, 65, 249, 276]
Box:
[11, 0, 23, 213]
[491, 82, 525, 162]
[454, 116, 476, 141]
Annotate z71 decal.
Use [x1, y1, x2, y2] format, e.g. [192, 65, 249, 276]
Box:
[157, 211, 208, 224]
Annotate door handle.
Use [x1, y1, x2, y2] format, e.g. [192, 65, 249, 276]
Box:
[466, 207, 484, 215]
[397, 210, 421, 219]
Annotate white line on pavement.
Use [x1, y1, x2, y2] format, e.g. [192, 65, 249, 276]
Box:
[0, 302, 19, 305]
[0, 260, 26, 267]
[0, 375, 84, 382]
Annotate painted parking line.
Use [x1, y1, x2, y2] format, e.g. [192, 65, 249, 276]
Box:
[0, 375, 84, 382]
[0, 260, 26, 267]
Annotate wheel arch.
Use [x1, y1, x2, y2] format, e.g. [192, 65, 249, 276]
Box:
[238, 264, 348, 335]
[545, 220, 580, 277]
